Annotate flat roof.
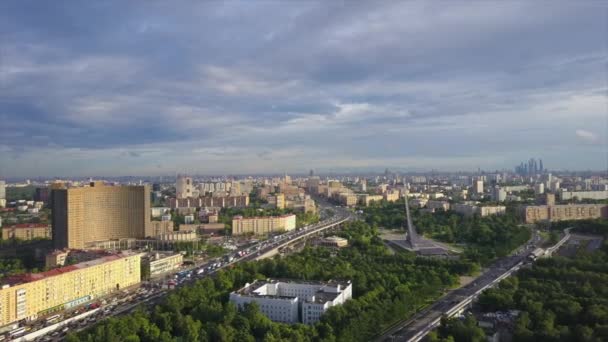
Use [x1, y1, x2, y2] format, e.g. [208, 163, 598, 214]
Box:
[234, 278, 351, 304]
[3, 251, 140, 286]
[2, 223, 49, 229]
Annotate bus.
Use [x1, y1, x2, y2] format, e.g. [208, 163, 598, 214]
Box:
[9, 327, 26, 339]
[46, 314, 61, 324]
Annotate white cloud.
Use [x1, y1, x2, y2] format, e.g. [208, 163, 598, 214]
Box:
[575, 129, 601, 144]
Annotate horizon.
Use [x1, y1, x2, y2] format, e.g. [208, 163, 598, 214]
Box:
[1, 1, 606, 177]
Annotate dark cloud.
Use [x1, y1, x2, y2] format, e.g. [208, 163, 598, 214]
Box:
[0, 1, 605, 177]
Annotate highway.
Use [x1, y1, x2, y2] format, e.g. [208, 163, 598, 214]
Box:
[24, 204, 352, 341]
[378, 229, 544, 342]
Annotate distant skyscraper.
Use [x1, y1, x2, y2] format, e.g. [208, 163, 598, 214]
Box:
[0, 180, 5, 200]
[52, 182, 151, 249]
[309, 169, 314, 177]
[539, 159, 544, 173]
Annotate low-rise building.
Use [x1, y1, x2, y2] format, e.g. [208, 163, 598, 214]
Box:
[1, 223, 51, 240]
[45, 250, 69, 268]
[427, 200, 450, 211]
[156, 231, 198, 241]
[409, 198, 428, 208]
[230, 279, 352, 324]
[0, 251, 142, 326]
[453, 203, 506, 217]
[142, 252, 183, 278]
[232, 214, 296, 236]
[316, 236, 348, 248]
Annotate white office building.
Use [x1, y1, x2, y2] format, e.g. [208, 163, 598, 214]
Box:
[230, 279, 352, 324]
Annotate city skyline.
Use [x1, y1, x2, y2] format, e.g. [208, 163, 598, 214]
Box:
[1, 1, 606, 177]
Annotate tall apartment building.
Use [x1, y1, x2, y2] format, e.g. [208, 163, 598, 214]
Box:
[176, 175, 193, 199]
[230, 279, 352, 325]
[0, 252, 141, 326]
[268, 193, 285, 209]
[232, 214, 296, 235]
[51, 182, 151, 249]
[473, 180, 484, 194]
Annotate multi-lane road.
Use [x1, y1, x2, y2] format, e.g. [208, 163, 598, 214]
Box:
[23, 205, 351, 341]
[378, 229, 544, 342]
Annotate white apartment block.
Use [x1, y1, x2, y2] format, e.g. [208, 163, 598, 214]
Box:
[559, 190, 608, 201]
[230, 279, 352, 324]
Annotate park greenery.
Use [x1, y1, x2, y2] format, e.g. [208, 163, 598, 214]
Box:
[364, 200, 531, 265]
[429, 219, 608, 342]
[68, 221, 478, 342]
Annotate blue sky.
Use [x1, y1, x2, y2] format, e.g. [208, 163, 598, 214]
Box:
[0, 1, 606, 177]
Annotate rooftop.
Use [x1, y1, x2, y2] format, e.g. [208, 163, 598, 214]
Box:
[3, 251, 141, 287]
[2, 223, 49, 229]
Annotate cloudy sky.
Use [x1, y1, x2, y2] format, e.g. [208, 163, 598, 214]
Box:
[0, 1, 606, 177]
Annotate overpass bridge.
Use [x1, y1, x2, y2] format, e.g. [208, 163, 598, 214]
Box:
[253, 214, 351, 260]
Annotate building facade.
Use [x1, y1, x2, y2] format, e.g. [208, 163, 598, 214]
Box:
[232, 214, 296, 236]
[143, 253, 183, 278]
[230, 279, 352, 325]
[0, 252, 141, 326]
[1, 224, 51, 240]
[176, 176, 194, 199]
[169, 195, 249, 209]
[51, 182, 151, 249]
[522, 204, 608, 223]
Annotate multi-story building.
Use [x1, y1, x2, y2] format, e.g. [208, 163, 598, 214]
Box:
[51, 182, 151, 249]
[168, 195, 249, 209]
[230, 279, 352, 324]
[0, 252, 142, 326]
[1, 224, 51, 240]
[337, 193, 358, 207]
[232, 214, 296, 236]
[559, 190, 608, 201]
[156, 231, 198, 241]
[383, 190, 400, 202]
[150, 207, 170, 218]
[142, 253, 183, 278]
[0, 180, 5, 201]
[45, 250, 69, 268]
[493, 188, 507, 202]
[176, 175, 193, 199]
[427, 200, 450, 211]
[358, 194, 384, 206]
[473, 180, 484, 194]
[453, 203, 506, 217]
[522, 204, 608, 223]
[149, 221, 174, 237]
[268, 193, 285, 209]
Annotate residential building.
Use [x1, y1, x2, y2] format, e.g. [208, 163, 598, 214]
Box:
[0, 252, 142, 326]
[559, 190, 608, 201]
[473, 180, 484, 194]
[453, 204, 506, 217]
[51, 182, 151, 249]
[410, 198, 428, 208]
[169, 195, 249, 209]
[157, 231, 198, 241]
[176, 175, 193, 199]
[232, 214, 296, 236]
[2, 224, 51, 240]
[0, 180, 5, 201]
[383, 190, 400, 202]
[142, 253, 183, 278]
[150, 207, 170, 218]
[493, 188, 507, 202]
[268, 193, 286, 209]
[230, 279, 352, 325]
[534, 183, 545, 195]
[427, 200, 450, 211]
[359, 194, 384, 206]
[522, 204, 608, 223]
[149, 221, 174, 237]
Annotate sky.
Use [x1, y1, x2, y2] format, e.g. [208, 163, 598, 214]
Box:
[0, 1, 606, 177]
